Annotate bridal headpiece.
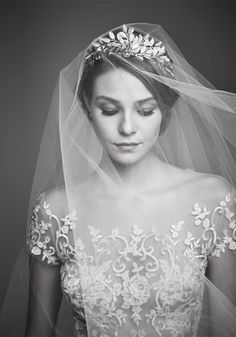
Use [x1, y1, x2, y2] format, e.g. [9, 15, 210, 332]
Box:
[85, 24, 175, 77]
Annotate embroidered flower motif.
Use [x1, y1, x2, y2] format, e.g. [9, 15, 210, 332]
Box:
[68, 277, 80, 288]
[211, 249, 221, 257]
[184, 232, 194, 246]
[127, 225, 146, 256]
[75, 237, 85, 251]
[61, 225, 69, 234]
[61, 210, 77, 229]
[78, 264, 117, 313]
[28, 190, 236, 337]
[43, 251, 57, 264]
[43, 201, 52, 216]
[31, 246, 41, 255]
[229, 220, 236, 229]
[121, 273, 150, 308]
[202, 218, 210, 228]
[27, 196, 61, 265]
[170, 221, 184, 239]
[192, 203, 210, 226]
[88, 226, 103, 243]
[223, 229, 236, 250]
[39, 220, 51, 234]
[158, 275, 187, 307]
[166, 311, 191, 336]
[229, 241, 236, 250]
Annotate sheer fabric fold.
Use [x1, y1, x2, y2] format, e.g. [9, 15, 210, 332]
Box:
[1, 23, 236, 337]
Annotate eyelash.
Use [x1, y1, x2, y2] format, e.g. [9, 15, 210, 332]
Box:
[138, 109, 155, 116]
[101, 109, 155, 116]
[101, 109, 119, 116]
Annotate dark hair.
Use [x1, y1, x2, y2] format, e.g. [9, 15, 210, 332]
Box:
[78, 53, 179, 135]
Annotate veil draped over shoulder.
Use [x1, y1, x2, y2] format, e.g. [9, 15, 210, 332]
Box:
[1, 23, 236, 337]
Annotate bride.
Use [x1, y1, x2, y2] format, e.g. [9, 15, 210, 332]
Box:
[2, 23, 236, 337]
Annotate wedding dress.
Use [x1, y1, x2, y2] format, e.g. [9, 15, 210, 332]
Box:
[27, 183, 236, 337]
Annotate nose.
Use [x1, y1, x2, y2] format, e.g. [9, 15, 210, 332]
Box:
[118, 112, 137, 136]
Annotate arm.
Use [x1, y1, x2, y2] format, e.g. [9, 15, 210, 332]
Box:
[25, 191, 65, 336]
[205, 185, 236, 336]
[25, 257, 62, 337]
[206, 251, 236, 337]
[207, 249, 236, 306]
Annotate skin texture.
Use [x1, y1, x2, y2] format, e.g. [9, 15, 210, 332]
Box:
[88, 68, 198, 194]
[89, 68, 162, 168]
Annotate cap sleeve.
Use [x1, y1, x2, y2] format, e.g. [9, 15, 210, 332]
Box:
[27, 192, 62, 266]
[209, 187, 236, 258]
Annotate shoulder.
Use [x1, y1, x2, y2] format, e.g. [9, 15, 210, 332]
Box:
[187, 171, 234, 204]
[28, 186, 68, 266]
[37, 185, 69, 219]
[164, 165, 233, 201]
[192, 171, 233, 197]
[30, 186, 68, 237]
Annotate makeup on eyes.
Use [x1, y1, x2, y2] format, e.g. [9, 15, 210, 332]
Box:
[96, 96, 158, 116]
[97, 103, 119, 116]
[137, 104, 158, 116]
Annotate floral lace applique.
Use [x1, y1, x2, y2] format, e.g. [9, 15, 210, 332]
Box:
[61, 222, 204, 337]
[27, 191, 236, 337]
[27, 195, 60, 265]
[184, 192, 236, 265]
[27, 194, 80, 265]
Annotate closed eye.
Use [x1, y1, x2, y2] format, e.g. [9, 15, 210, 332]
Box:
[101, 109, 119, 116]
[138, 109, 155, 116]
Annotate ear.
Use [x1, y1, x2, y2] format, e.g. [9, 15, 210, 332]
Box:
[159, 108, 171, 135]
[87, 110, 93, 122]
[85, 104, 93, 121]
[82, 93, 93, 121]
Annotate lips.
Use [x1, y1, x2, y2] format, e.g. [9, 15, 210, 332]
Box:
[115, 142, 141, 146]
[114, 142, 142, 152]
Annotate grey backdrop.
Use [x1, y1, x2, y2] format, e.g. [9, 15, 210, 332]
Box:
[1, 0, 235, 317]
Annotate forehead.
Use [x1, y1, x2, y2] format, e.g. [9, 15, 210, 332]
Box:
[92, 68, 153, 102]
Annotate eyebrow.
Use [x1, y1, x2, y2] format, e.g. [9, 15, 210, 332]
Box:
[95, 95, 156, 105]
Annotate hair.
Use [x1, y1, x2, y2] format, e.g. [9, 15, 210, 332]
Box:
[78, 40, 179, 135]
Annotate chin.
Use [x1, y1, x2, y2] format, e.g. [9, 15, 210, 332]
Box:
[109, 152, 146, 166]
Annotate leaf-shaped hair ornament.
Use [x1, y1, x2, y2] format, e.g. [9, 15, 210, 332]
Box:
[85, 24, 175, 77]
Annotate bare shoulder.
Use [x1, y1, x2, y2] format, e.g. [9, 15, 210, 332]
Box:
[42, 185, 68, 218]
[184, 170, 234, 206]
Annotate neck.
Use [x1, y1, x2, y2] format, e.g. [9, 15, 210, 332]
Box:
[101, 151, 166, 194]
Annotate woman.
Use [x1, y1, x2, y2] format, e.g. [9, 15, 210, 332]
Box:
[2, 23, 236, 337]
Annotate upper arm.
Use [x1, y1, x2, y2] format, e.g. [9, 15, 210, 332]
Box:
[25, 191, 66, 336]
[26, 257, 62, 336]
[197, 177, 236, 336]
[206, 183, 236, 306]
[204, 177, 236, 301]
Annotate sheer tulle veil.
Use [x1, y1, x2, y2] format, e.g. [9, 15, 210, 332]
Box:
[1, 23, 236, 337]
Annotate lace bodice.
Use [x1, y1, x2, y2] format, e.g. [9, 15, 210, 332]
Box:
[27, 190, 236, 337]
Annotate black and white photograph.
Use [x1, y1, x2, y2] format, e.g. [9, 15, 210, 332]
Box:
[1, 1, 236, 336]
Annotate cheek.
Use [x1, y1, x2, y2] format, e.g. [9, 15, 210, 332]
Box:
[144, 114, 162, 141]
[91, 115, 114, 143]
